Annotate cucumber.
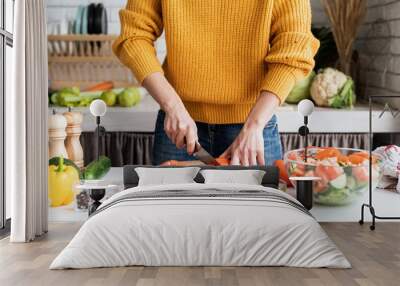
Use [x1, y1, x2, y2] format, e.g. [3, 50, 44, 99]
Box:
[49, 156, 82, 179]
[330, 173, 347, 189]
[346, 176, 356, 190]
[83, 156, 111, 180]
[50, 93, 59, 105]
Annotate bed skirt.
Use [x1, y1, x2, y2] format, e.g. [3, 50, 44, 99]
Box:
[80, 132, 370, 166]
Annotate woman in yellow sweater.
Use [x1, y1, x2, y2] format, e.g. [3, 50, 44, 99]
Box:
[113, 0, 319, 166]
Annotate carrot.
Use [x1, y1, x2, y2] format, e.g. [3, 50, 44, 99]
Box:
[160, 160, 204, 166]
[338, 155, 350, 164]
[351, 152, 378, 164]
[274, 160, 292, 187]
[315, 147, 342, 160]
[159, 160, 179, 166]
[348, 154, 366, 165]
[215, 157, 230, 166]
[85, 81, 114, 92]
[352, 151, 369, 159]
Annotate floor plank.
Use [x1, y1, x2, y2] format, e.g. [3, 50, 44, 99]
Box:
[0, 222, 399, 286]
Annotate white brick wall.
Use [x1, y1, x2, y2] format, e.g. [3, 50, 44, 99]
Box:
[357, 0, 400, 107]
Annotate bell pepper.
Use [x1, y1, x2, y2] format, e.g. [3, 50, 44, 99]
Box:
[48, 156, 80, 207]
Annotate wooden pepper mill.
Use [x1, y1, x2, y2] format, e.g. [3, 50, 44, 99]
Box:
[63, 108, 84, 169]
[48, 109, 68, 159]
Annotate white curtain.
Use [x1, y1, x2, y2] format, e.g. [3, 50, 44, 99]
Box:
[7, 0, 48, 242]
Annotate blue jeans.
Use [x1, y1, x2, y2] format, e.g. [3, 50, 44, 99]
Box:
[152, 111, 282, 166]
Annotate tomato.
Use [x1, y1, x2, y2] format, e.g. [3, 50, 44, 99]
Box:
[287, 152, 300, 161]
[274, 160, 292, 187]
[353, 167, 369, 183]
[314, 179, 328, 193]
[315, 164, 343, 181]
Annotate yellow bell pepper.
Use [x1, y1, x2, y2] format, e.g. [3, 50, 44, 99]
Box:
[48, 157, 80, 207]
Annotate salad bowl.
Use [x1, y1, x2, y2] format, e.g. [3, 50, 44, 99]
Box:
[284, 147, 380, 206]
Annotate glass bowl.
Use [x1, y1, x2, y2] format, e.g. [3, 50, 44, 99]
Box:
[284, 147, 380, 206]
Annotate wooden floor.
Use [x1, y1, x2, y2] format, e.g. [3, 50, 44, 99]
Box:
[0, 222, 399, 286]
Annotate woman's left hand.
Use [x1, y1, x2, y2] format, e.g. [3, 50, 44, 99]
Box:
[221, 90, 280, 166]
[221, 124, 265, 166]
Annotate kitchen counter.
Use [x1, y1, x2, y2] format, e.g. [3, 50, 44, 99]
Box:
[49, 167, 400, 223]
[49, 94, 400, 133]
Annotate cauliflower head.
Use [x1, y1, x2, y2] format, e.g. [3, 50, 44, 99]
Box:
[310, 68, 348, 107]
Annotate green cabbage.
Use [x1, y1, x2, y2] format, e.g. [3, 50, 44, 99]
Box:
[285, 71, 316, 104]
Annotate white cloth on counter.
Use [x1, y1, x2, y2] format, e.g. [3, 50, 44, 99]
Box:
[373, 145, 400, 192]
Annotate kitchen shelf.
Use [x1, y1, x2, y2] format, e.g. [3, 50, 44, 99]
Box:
[48, 34, 136, 90]
[49, 94, 400, 133]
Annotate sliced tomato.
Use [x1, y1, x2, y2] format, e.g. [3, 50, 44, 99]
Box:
[287, 152, 300, 161]
[314, 179, 328, 193]
[315, 164, 343, 181]
[353, 167, 369, 183]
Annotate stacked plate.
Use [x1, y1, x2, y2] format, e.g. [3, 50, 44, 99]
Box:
[74, 3, 108, 35]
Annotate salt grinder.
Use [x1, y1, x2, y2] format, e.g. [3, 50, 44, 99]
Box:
[64, 107, 84, 168]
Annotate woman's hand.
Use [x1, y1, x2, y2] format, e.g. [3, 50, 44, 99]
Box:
[164, 102, 198, 155]
[143, 72, 198, 154]
[221, 124, 265, 166]
[221, 91, 280, 166]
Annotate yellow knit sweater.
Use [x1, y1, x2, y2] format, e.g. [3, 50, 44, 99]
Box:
[113, 0, 319, 124]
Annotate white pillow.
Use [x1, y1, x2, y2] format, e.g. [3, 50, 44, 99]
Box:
[200, 169, 266, 185]
[135, 167, 201, 186]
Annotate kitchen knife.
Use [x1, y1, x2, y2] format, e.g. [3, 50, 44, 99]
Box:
[193, 143, 219, 165]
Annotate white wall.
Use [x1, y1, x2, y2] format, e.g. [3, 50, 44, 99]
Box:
[47, 0, 331, 34]
[46, 0, 125, 35]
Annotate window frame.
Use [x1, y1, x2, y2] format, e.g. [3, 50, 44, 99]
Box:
[0, 0, 13, 233]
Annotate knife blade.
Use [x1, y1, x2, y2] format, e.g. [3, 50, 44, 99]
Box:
[193, 143, 219, 165]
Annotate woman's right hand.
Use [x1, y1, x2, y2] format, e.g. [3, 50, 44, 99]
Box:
[164, 102, 198, 155]
[142, 72, 198, 155]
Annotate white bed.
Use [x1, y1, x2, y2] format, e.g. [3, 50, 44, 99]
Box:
[50, 183, 350, 269]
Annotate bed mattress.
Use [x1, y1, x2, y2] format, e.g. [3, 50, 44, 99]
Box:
[50, 183, 350, 269]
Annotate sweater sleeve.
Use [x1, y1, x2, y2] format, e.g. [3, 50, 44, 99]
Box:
[261, 0, 320, 103]
[112, 0, 164, 84]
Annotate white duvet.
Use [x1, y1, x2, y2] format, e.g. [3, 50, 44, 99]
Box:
[50, 183, 350, 269]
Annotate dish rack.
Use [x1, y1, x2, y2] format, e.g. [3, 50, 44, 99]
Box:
[48, 34, 137, 90]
